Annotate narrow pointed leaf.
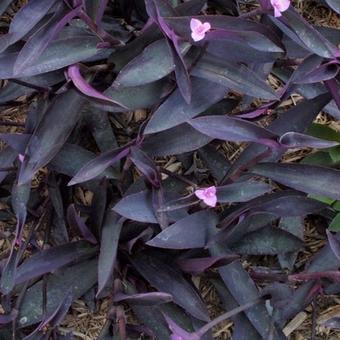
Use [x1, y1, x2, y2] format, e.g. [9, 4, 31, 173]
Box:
[15, 241, 96, 285]
[18, 89, 85, 185]
[18, 259, 97, 327]
[217, 182, 272, 203]
[231, 226, 304, 255]
[252, 163, 340, 200]
[131, 253, 210, 321]
[143, 123, 212, 157]
[145, 77, 227, 134]
[68, 146, 130, 186]
[113, 292, 173, 305]
[189, 115, 277, 144]
[97, 211, 123, 296]
[280, 132, 339, 149]
[147, 211, 218, 249]
[192, 55, 278, 100]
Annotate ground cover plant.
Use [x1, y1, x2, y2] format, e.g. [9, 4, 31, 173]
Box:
[0, 0, 339, 338]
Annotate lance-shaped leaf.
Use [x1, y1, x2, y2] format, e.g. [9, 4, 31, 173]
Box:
[211, 278, 261, 340]
[115, 39, 190, 87]
[131, 253, 210, 321]
[97, 211, 123, 296]
[0, 32, 105, 79]
[177, 255, 239, 275]
[129, 147, 160, 187]
[252, 163, 340, 200]
[210, 244, 286, 339]
[325, 0, 340, 13]
[294, 63, 339, 85]
[231, 226, 304, 255]
[145, 0, 192, 103]
[50, 143, 118, 178]
[191, 55, 278, 100]
[68, 64, 127, 108]
[102, 78, 172, 112]
[143, 123, 212, 157]
[279, 7, 337, 58]
[113, 292, 173, 305]
[68, 145, 130, 186]
[113, 190, 157, 223]
[18, 89, 85, 185]
[279, 132, 339, 149]
[147, 211, 218, 249]
[113, 190, 186, 223]
[23, 290, 73, 340]
[18, 259, 97, 327]
[67, 204, 97, 244]
[0, 0, 58, 53]
[189, 115, 277, 145]
[217, 181, 272, 203]
[227, 93, 332, 179]
[145, 77, 227, 134]
[327, 230, 340, 261]
[13, 4, 82, 75]
[15, 241, 96, 285]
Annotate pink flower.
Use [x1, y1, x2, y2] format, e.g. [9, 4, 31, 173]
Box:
[18, 154, 25, 163]
[195, 186, 217, 207]
[190, 18, 211, 42]
[270, 0, 290, 17]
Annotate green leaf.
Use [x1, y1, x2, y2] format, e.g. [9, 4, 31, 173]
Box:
[308, 123, 340, 142]
[329, 213, 340, 232]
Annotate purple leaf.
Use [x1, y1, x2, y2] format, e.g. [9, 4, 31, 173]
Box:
[131, 253, 210, 321]
[115, 38, 190, 87]
[325, 0, 340, 13]
[143, 123, 212, 157]
[23, 290, 73, 340]
[323, 317, 340, 330]
[129, 147, 160, 187]
[68, 145, 130, 186]
[192, 55, 278, 100]
[113, 292, 173, 305]
[18, 89, 85, 185]
[326, 230, 340, 262]
[189, 115, 278, 145]
[276, 7, 337, 58]
[145, 77, 228, 134]
[279, 132, 339, 149]
[14, 4, 82, 75]
[18, 259, 98, 327]
[217, 181, 272, 203]
[97, 211, 123, 296]
[252, 163, 340, 200]
[67, 204, 97, 244]
[68, 64, 127, 107]
[231, 226, 304, 255]
[177, 255, 239, 275]
[15, 241, 96, 285]
[0, 0, 58, 53]
[147, 211, 218, 249]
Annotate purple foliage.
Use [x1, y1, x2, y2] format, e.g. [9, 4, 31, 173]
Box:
[0, 0, 339, 338]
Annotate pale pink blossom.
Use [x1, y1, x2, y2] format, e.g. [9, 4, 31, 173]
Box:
[190, 18, 211, 42]
[18, 154, 25, 163]
[270, 0, 290, 17]
[195, 186, 217, 207]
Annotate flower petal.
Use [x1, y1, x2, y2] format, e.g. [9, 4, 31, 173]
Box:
[207, 186, 216, 195]
[191, 31, 205, 42]
[203, 195, 217, 207]
[194, 189, 206, 200]
[274, 7, 282, 17]
[279, 0, 290, 11]
[190, 18, 202, 31]
[202, 22, 211, 32]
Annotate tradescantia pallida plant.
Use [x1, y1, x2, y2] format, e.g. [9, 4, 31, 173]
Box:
[0, 0, 339, 338]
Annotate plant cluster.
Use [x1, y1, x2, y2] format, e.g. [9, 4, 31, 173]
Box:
[0, 0, 339, 338]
